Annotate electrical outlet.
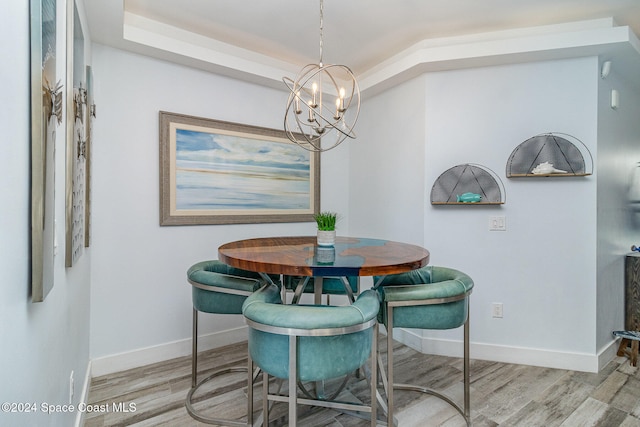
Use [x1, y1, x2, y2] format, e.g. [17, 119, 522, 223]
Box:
[69, 371, 74, 404]
[492, 303, 503, 318]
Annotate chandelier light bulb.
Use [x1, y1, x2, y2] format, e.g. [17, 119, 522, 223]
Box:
[307, 100, 315, 122]
[311, 82, 318, 108]
[294, 91, 301, 114]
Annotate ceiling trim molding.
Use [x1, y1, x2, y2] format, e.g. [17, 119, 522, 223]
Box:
[123, 12, 297, 89]
[359, 20, 640, 97]
[121, 14, 640, 96]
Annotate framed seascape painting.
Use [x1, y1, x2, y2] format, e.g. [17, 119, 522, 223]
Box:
[159, 112, 320, 225]
[30, 0, 61, 302]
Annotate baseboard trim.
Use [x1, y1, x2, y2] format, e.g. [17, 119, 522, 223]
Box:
[393, 328, 618, 373]
[90, 326, 621, 379]
[74, 360, 92, 427]
[90, 326, 247, 377]
[598, 338, 620, 370]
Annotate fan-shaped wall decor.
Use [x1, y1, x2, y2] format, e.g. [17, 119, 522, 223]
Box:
[431, 164, 505, 205]
[506, 133, 593, 177]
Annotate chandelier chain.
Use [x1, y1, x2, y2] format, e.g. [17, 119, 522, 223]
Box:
[319, 0, 324, 65]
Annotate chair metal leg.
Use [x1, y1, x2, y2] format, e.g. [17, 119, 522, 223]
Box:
[387, 306, 395, 427]
[248, 356, 254, 426]
[376, 328, 390, 420]
[371, 323, 378, 427]
[463, 310, 470, 423]
[289, 335, 298, 427]
[192, 308, 198, 388]
[186, 307, 253, 426]
[384, 303, 471, 426]
[263, 371, 269, 427]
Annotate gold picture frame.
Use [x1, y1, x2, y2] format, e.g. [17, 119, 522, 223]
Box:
[159, 111, 320, 225]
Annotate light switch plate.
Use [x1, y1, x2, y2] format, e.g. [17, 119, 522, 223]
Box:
[489, 216, 506, 231]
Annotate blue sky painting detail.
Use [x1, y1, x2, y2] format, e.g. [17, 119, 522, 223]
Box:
[175, 128, 312, 211]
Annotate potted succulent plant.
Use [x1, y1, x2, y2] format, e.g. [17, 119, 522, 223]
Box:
[314, 211, 338, 247]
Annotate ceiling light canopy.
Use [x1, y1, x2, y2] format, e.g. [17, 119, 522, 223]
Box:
[283, 0, 360, 152]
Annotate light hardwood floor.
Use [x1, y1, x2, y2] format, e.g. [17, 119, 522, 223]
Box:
[84, 339, 640, 426]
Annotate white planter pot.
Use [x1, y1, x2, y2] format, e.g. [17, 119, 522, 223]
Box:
[317, 230, 336, 247]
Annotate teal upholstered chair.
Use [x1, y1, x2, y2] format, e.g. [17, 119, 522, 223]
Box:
[186, 260, 268, 426]
[243, 283, 380, 427]
[283, 275, 359, 304]
[374, 266, 474, 426]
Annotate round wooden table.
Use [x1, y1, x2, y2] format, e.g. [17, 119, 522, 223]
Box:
[219, 236, 430, 303]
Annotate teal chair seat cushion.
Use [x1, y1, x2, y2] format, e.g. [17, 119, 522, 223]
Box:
[374, 266, 473, 330]
[243, 286, 379, 382]
[189, 260, 265, 315]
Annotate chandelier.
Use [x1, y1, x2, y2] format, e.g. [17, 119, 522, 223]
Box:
[283, 0, 360, 152]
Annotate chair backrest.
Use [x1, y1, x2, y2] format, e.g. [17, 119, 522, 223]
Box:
[188, 260, 265, 315]
[242, 284, 379, 382]
[374, 266, 474, 330]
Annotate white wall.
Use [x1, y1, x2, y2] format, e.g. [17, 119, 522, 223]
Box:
[426, 58, 598, 358]
[352, 57, 618, 371]
[349, 77, 427, 245]
[89, 45, 351, 372]
[0, 1, 91, 426]
[596, 59, 640, 351]
[89, 47, 640, 374]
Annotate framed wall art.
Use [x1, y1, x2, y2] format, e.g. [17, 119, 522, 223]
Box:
[65, 0, 87, 267]
[30, 0, 61, 302]
[84, 65, 96, 248]
[159, 112, 320, 225]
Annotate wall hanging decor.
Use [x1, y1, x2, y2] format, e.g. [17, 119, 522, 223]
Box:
[30, 0, 60, 301]
[431, 164, 505, 205]
[159, 112, 320, 225]
[506, 132, 593, 178]
[65, 0, 87, 267]
[84, 65, 96, 248]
